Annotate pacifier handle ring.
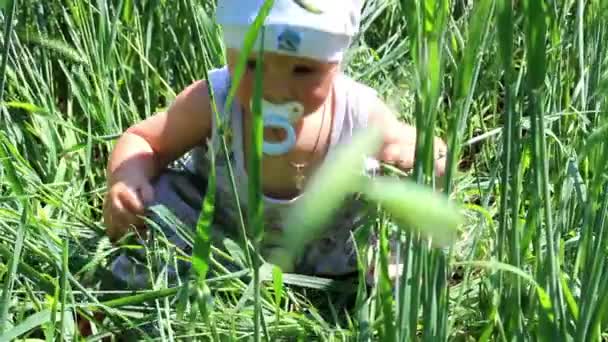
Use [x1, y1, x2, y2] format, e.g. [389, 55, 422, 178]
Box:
[263, 116, 297, 156]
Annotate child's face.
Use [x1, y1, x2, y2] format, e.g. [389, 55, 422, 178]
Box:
[227, 48, 339, 114]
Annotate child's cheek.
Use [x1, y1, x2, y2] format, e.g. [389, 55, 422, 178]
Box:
[299, 82, 332, 113]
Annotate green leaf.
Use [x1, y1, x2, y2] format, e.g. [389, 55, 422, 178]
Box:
[272, 265, 284, 322]
[378, 221, 396, 342]
[0, 310, 51, 341]
[195, 282, 214, 322]
[59, 239, 70, 340]
[223, 238, 248, 268]
[192, 149, 217, 280]
[0, 206, 28, 334]
[561, 273, 579, 320]
[0, 133, 25, 196]
[455, 0, 493, 100]
[496, 0, 514, 73]
[454, 260, 555, 321]
[524, 0, 547, 89]
[249, 26, 266, 244]
[579, 122, 608, 159]
[0, 243, 55, 295]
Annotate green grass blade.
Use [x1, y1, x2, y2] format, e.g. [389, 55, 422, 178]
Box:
[58, 239, 69, 342]
[378, 216, 396, 342]
[444, 0, 493, 194]
[576, 180, 608, 340]
[250, 23, 267, 342]
[191, 148, 217, 280]
[249, 28, 265, 245]
[0, 243, 56, 295]
[496, 0, 525, 337]
[524, 0, 547, 90]
[0, 134, 25, 196]
[0, 310, 51, 341]
[0, 0, 16, 104]
[524, 0, 568, 337]
[3, 0, 608, 339]
[272, 265, 283, 324]
[0, 206, 28, 334]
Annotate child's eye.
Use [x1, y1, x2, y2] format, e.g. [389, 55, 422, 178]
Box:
[293, 65, 315, 75]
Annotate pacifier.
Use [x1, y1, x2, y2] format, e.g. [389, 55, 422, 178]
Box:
[258, 99, 305, 156]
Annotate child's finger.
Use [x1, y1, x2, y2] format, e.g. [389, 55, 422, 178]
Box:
[106, 209, 143, 242]
[434, 157, 446, 178]
[103, 197, 117, 239]
[104, 190, 146, 243]
[118, 187, 145, 215]
[105, 198, 131, 241]
[397, 145, 414, 167]
[378, 143, 401, 164]
[434, 147, 447, 177]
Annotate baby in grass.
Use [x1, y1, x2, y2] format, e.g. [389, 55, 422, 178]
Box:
[103, 0, 447, 288]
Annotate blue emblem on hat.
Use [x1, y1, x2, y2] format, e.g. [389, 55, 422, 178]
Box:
[277, 28, 301, 53]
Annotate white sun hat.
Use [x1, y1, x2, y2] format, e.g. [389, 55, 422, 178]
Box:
[215, 0, 364, 62]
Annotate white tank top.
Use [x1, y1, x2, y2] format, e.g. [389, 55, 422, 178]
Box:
[189, 66, 379, 275]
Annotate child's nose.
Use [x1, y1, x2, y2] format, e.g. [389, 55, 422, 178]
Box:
[263, 87, 290, 104]
[262, 70, 292, 104]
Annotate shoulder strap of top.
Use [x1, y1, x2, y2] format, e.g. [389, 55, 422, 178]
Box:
[333, 74, 382, 174]
[206, 66, 232, 153]
[343, 74, 378, 130]
[329, 73, 378, 147]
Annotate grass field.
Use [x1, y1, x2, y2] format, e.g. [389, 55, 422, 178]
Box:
[1, 0, 608, 340]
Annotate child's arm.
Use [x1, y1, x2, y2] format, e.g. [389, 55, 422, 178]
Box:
[104, 80, 213, 242]
[367, 97, 448, 177]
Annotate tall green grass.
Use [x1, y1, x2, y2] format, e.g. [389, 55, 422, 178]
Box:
[1, 0, 608, 340]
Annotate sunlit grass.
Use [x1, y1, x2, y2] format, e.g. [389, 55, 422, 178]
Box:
[1, 0, 608, 340]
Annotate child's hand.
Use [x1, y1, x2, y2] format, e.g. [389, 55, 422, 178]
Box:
[368, 97, 448, 178]
[103, 175, 155, 243]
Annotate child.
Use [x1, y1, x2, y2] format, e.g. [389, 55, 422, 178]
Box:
[103, 0, 447, 289]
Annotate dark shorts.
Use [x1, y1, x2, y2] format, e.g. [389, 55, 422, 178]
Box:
[108, 169, 388, 291]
